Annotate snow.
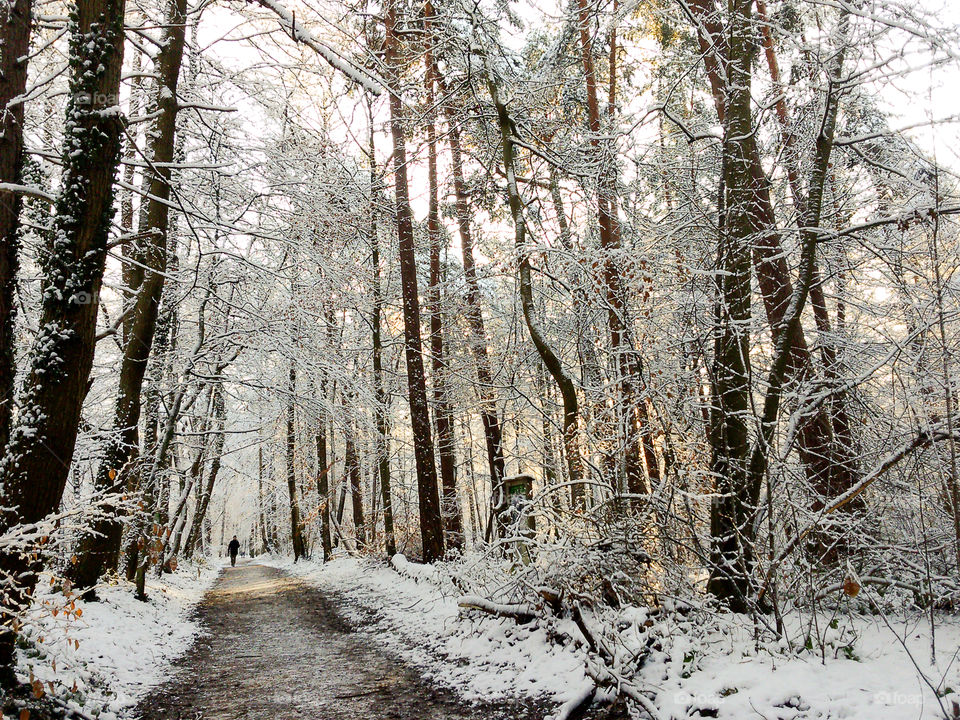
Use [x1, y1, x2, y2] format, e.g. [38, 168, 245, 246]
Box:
[251, 0, 385, 96]
[262, 555, 960, 720]
[14, 560, 224, 718]
[261, 554, 590, 704]
[12, 553, 958, 720]
[643, 612, 960, 720]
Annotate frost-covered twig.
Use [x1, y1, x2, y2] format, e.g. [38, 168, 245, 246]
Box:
[248, 0, 385, 96]
[0, 182, 55, 202]
[759, 426, 960, 601]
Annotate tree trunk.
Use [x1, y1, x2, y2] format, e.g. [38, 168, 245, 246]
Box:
[687, 0, 855, 507]
[384, 0, 444, 562]
[549, 166, 603, 408]
[0, 0, 126, 683]
[575, 0, 658, 495]
[314, 409, 332, 561]
[345, 413, 366, 549]
[486, 71, 584, 517]
[707, 0, 847, 608]
[258, 441, 271, 553]
[424, 13, 463, 550]
[119, 46, 142, 346]
[125, 286, 174, 581]
[287, 362, 305, 560]
[68, 0, 188, 590]
[706, 14, 755, 606]
[163, 385, 213, 569]
[368, 119, 396, 557]
[0, 0, 30, 457]
[753, 0, 859, 491]
[183, 382, 226, 558]
[435, 69, 506, 515]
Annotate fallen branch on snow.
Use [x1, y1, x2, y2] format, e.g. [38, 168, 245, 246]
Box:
[391, 553, 439, 582]
[457, 595, 536, 623]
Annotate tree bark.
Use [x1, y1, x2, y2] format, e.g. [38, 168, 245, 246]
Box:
[707, 0, 847, 608]
[0, 0, 31, 457]
[706, 0, 755, 608]
[163, 384, 213, 568]
[258, 441, 272, 554]
[686, 0, 855, 506]
[384, 0, 444, 561]
[125, 284, 174, 581]
[433, 66, 507, 515]
[68, 0, 189, 590]
[287, 362, 305, 560]
[753, 0, 859, 486]
[0, 0, 126, 680]
[424, 12, 463, 550]
[575, 0, 658, 495]
[345, 412, 366, 549]
[368, 122, 396, 557]
[183, 382, 226, 558]
[486, 71, 584, 515]
[314, 408, 332, 561]
[119, 46, 142, 346]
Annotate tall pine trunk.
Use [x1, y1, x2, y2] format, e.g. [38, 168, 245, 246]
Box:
[435, 69, 506, 517]
[384, 0, 444, 561]
[287, 362, 305, 560]
[345, 412, 366, 549]
[314, 408, 332, 561]
[707, 42, 754, 607]
[368, 121, 396, 557]
[258, 442, 272, 553]
[0, 0, 30, 456]
[575, 0, 658, 495]
[424, 11, 463, 550]
[688, 0, 856, 508]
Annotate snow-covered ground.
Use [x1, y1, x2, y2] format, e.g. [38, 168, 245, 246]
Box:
[12, 553, 958, 720]
[647, 610, 960, 720]
[263, 553, 590, 705]
[265, 554, 960, 720]
[15, 559, 223, 719]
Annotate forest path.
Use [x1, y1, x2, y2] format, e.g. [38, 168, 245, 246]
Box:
[134, 562, 556, 720]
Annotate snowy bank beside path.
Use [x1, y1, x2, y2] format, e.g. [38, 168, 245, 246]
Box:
[644, 610, 960, 720]
[261, 554, 591, 706]
[266, 554, 960, 720]
[15, 559, 224, 719]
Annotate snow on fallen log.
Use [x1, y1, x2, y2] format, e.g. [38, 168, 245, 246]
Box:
[548, 681, 597, 720]
[457, 595, 536, 623]
[390, 552, 439, 582]
[585, 660, 665, 720]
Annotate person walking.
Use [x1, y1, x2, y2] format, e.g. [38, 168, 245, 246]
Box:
[228, 535, 240, 567]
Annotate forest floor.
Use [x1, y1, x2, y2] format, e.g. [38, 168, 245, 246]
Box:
[133, 562, 617, 720]
[11, 555, 960, 719]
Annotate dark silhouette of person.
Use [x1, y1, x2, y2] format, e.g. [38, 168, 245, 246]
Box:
[228, 536, 240, 567]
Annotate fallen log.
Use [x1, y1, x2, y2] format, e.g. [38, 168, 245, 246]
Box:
[457, 595, 536, 623]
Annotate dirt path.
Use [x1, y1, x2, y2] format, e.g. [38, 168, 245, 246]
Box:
[135, 562, 559, 720]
